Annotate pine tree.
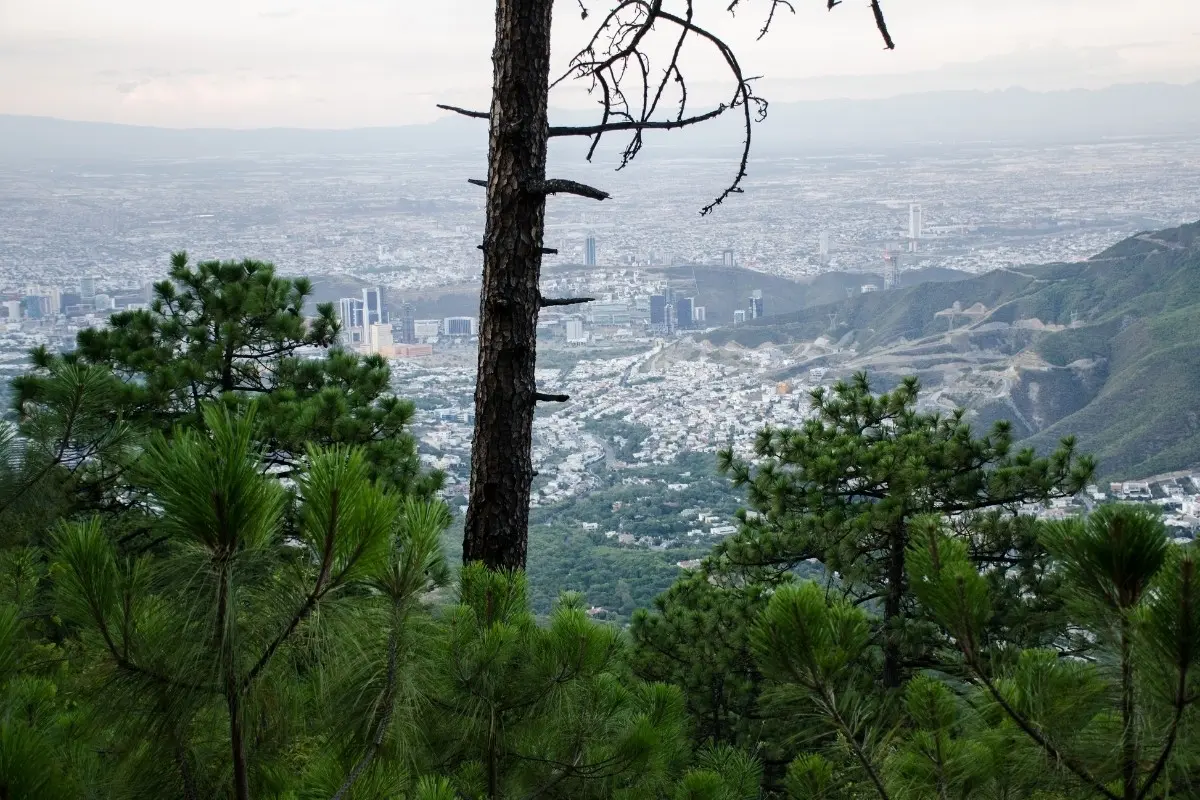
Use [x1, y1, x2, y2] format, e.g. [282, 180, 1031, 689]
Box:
[18, 252, 437, 497]
[51, 403, 451, 799]
[716, 373, 1094, 687]
[421, 564, 691, 799]
[3, 358, 136, 542]
[629, 571, 771, 750]
[909, 505, 1200, 799]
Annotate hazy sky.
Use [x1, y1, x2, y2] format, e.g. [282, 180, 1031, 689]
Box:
[2, 0, 1199, 128]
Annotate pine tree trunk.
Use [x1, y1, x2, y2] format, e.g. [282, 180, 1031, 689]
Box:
[463, 0, 554, 570]
[882, 523, 907, 689]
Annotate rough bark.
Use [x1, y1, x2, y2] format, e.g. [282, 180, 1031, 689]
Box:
[462, 0, 555, 570]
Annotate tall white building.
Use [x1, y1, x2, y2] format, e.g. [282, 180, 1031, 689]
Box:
[337, 297, 364, 328]
[362, 286, 384, 326]
[908, 203, 923, 240]
[565, 318, 585, 342]
[818, 231, 829, 262]
[692, 306, 706, 323]
[369, 322, 392, 355]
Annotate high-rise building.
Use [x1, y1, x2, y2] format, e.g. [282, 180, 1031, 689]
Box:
[584, 235, 597, 267]
[337, 297, 364, 329]
[818, 231, 829, 263]
[908, 203, 923, 241]
[362, 286, 384, 326]
[80, 276, 97, 301]
[675, 297, 694, 331]
[565, 318, 585, 342]
[369, 322, 393, 355]
[883, 251, 901, 290]
[649, 294, 668, 327]
[733, 309, 746, 325]
[3, 300, 21, 321]
[692, 306, 706, 324]
[748, 289, 764, 320]
[21, 296, 49, 319]
[25, 286, 61, 313]
[722, 249, 735, 267]
[396, 302, 416, 344]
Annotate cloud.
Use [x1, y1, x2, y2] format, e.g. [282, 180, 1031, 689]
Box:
[3, 0, 1200, 127]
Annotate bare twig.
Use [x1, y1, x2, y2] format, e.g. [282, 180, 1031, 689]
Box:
[870, 0, 895, 49]
[437, 103, 489, 120]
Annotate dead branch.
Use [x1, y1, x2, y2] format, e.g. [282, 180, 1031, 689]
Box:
[549, 0, 894, 215]
[437, 104, 489, 120]
[540, 297, 596, 308]
[475, 245, 560, 254]
[870, 0, 895, 49]
[535, 392, 570, 403]
[538, 179, 611, 200]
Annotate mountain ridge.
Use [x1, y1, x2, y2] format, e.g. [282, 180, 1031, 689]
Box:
[709, 221, 1200, 479]
[4, 81, 1200, 160]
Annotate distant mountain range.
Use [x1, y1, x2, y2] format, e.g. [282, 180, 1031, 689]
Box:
[3, 81, 1200, 161]
[711, 221, 1200, 480]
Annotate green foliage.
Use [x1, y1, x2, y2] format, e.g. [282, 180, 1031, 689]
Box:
[424, 564, 690, 799]
[631, 571, 770, 749]
[715, 372, 1093, 686]
[50, 402, 451, 799]
[3, 359, 137, 544]
[909, 506, 1200, 800]
[17, 251, 437, 496]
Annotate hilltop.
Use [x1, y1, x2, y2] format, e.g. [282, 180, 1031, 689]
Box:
[708, 222, 1200, 479]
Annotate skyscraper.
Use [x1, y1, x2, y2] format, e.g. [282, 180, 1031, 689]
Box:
[362, 286, 384, 326]
[722, 249, 735, 267]
[80, 276, 97, 301]
[649, 294, 668, 328]
[337, 297, 364, 329]
[675, 297, 694, 331]
[748, 290, 764, 320]
[883, 251, 901, 290]
[818, 231, 829, 263]
[692, 306, 706, 324]
[908, 203, 923, 241]
[733, 309, 746, 325]
[584, 235, 597, 267]
[397, 302, 416, 344]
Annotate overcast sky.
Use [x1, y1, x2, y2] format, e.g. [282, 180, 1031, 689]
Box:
[1, 0, 1199, 128]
